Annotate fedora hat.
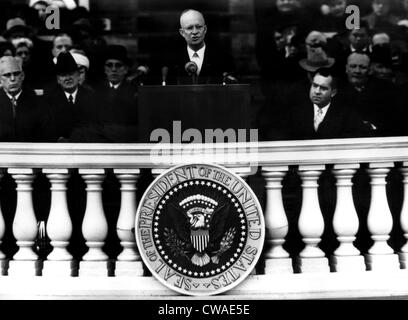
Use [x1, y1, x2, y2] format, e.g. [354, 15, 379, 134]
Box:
[55, 52, 79, 74]
[104, 45, 131, 65]
[3, 18, 33, 38]
[299, 47, 335, 72]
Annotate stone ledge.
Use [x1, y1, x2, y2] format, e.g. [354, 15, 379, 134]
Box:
[1, 271, 408, 299]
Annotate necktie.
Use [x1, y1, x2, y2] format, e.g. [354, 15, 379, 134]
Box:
[192, 52, 200, 75]
[314, 108, 324, 131]
[68, 94, 74, 105]
[11, 96, 17, 118]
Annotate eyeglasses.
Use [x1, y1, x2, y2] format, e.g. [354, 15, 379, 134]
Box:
[1, 71, 22, 78]
[182, 25, 205, 33]
[105, 62, 124, 68]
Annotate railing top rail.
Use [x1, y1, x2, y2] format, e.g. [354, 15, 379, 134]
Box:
[0, 136, 407, 169]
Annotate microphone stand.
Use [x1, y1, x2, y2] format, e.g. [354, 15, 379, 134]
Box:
[192, 73, 198, 85]
[161, 66, 168, 86]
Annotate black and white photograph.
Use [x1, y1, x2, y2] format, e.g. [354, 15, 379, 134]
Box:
[0, 0, 407, 313]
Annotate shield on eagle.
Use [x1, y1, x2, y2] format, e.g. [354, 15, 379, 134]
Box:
[191, 229, 209, 253]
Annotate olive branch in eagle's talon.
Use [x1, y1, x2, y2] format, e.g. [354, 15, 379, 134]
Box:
[163, 228, 190, 259]
[211, 227, 236, 264]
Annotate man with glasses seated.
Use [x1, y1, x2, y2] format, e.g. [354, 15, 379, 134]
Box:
[93, 44, 139, 142]
[0, 56, 52, 142]
[159, 9, 237, 85]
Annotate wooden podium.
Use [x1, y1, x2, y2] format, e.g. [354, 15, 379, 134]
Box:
[137, 84, 251, 143]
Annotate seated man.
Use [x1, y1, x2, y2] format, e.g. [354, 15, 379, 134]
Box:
[264, 68, 371, 140]
[12, 37, 35, 87]
[0, 56, 52, 142]
[338, 52, 403, 136]
[326, 23, 372, 79]
[51, 33, 73, 64]
[43, 51, 100, 142]
[315, 0, 349, 33]
[362, 0, 400, 36]
[159, 9, 236, 85]
[93, 44, 139, 142]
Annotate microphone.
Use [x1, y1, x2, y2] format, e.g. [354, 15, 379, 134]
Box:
[222, 72, 238, 85]
[161, 66, 169, 86]
[135, 65, 149, 77]
[185, 61, 198, 84]
[134, 65, 149, 85]
[126, 65, 149, 85]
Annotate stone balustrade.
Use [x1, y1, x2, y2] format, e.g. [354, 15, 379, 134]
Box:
[0, 137, 408, 298]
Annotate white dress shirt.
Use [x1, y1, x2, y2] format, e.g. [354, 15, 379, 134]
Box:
[109, 82, 121, 90]
[313, 103, 330, 131]
[64, 88, 78, 104]
[187, 45, 206, 75]
[5, 90, 22, 102]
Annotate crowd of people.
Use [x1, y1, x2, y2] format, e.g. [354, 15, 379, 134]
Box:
[256, 0, 408, 140]
[1, 0, 408, 143]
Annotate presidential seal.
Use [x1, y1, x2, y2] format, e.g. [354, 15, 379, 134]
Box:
[135, 164, 265, 296]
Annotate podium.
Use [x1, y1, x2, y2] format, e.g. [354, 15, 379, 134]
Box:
[137, 84, 251, 143]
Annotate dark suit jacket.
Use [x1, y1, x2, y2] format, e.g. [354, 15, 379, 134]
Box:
[89, 80, 139, 143]
[337, 78, 402, 137]
[94, 80, 138, 126]
[265, 98, 372, 140]
[162, 42, 236, 85]
[43, 84, 100, 142]
[0, 88, 53, 142]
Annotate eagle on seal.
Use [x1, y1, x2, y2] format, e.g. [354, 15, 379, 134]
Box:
[167, 194, 231, 267]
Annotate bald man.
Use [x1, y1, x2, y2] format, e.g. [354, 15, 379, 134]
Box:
[337, 52, 403, 136]
[0, 56, 52, 141]
[159, 9, 236, 85]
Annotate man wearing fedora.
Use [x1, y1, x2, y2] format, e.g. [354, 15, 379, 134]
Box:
[0, 55, 52, 142]
[93, 44, 139, 142]
[43, 51, 100, 142]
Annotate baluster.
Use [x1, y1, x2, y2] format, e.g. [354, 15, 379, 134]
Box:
[0, 171, 4, 259]
[0, 171, 6, 275]
[262, 166, 293, 274]
[297, 165, 329, 273]
[114, 169, 144, 276]
[399, 165, 408, 268]
[78, 169, 110, 276]
[365, 163, 400, 271]
[8, 168, 41, 276]
[331, 164, 365, 272]
[42, 169, 76, 277]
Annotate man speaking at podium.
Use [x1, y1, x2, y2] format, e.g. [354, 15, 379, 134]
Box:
[161, 9, 237, 85]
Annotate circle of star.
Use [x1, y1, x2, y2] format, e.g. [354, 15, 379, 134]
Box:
[151, 179, 248, 278]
